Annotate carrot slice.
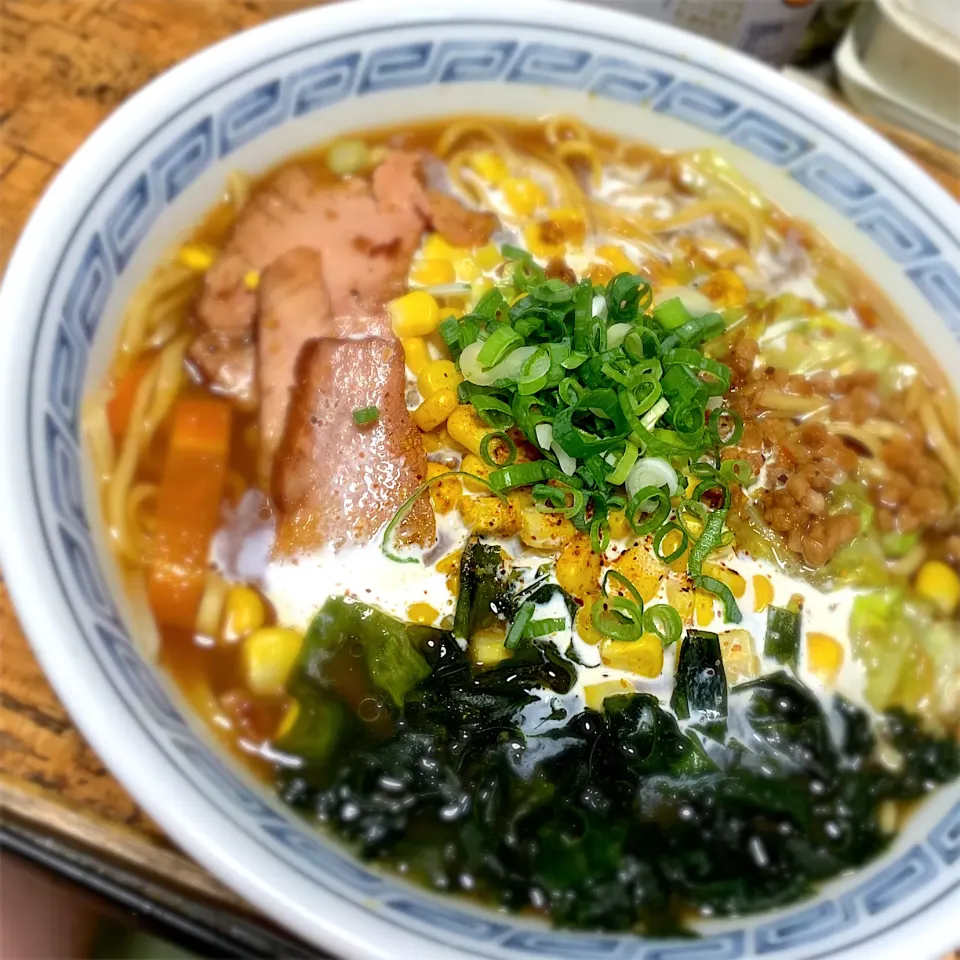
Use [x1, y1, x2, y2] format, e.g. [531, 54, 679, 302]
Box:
[107, 356, 154, 440]
[147, 397, 231, 631]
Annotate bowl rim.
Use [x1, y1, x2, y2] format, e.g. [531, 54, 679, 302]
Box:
[0, 1, 958, 958]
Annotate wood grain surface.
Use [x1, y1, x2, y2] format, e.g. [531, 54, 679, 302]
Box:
[0, 0, 958, 948]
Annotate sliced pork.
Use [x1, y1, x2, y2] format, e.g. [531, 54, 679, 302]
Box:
[189, 155, 427, 404]
[189, 151, 502, 407]
[272, 337, 434, 555]
[257, 248, 333, 482]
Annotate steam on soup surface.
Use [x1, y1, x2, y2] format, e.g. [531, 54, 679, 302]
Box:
[86, 117, 960, 934]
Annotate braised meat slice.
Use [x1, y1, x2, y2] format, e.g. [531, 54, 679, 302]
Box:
[272, 337, 434, 555]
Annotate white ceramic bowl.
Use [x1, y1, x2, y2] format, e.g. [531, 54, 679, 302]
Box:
[1, 2, 959, 958]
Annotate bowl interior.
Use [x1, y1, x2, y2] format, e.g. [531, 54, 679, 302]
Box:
[3, 5, 960, 960]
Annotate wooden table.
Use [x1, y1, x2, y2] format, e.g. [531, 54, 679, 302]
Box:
[0, 2, 958, 956]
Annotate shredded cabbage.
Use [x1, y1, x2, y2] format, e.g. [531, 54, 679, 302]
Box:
[849, 591, 959, 726]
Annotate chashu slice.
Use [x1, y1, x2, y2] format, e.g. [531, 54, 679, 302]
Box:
[272, 336, 434, 555]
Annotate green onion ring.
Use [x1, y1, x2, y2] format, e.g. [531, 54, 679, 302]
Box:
[653, 521, 689, 564]
[480, 431, 518, 467]
[626, 485, 671, 535]
[381, 471, 506, 563]
[590, 596, 644, 642]
[643, 604, 683, 647]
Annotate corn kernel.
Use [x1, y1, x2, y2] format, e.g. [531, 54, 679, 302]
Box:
[657, 527, 689, 571]
[557, 534, 602, 599]
[195, 573, 229, 638]
[608, 509, 632, 540]
[423, 233, 467, 261]
[597, 244, 639, 275]
[702, 562, 747, 599]
[426, 461, 461, 514]
[472, 276, 494, 300]
[243, 627, 303, 697]
[468, 150, 509, 186]
[666, 579, 695, 625]
[915, 560, 960, 615]
[700, 268, 748, 308]
[460, 454, 493, 492]
[411, 258, 456, 287]
[576, 602, 605, 646]
[586, 263, 615, 287]
[276, 700, 299, 739]
[420, 427, 445, 453]
[695, 590, 715, 626]
[412, 389, 459, 431]
[447, 405, 495, 457]
[177, 244, 216, 272]
[519, 507, 576, 551]
[502, 177, 547, 217]
[452, 257, 480, 284]
[470, 625, 511, 667]
[610, 545, 666, 603]
[408, 602, 439, 625]
[243, 270, 260, 290]
[600, 633, 664, 678]
[475, 244, 502, 272]
[426, 331, 452, 359]
[459, 495, 520, 537]
[437, 549, 462, 595]
[401, 337, 432, 376]
[222, 585, 266, 642]
[523, 223, 565, 260]
[418, 359, 462, 398]
[584, 679, 633, 712]
[543, 207, 586, 245]
[753, 574, 774, 613]
[388, 290, 441, 337]
[806, 631, 844, 685]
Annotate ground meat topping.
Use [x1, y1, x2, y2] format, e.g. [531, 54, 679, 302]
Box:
[722, 335, 954, 568]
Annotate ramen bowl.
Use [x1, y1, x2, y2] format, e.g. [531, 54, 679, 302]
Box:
[1, 2, 959, 958]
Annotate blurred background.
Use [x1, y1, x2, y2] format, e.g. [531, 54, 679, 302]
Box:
[0, 1, 957, 958]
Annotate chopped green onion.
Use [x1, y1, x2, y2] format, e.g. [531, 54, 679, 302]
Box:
[590, 515, 611, 553]
[488, 460, 582, 491]
[625, 485, 671, 535]
[591, 595, 644, 642]
[643, 604, 683, 647]
[525, 617, 567, 638]
[505, 601, 535, 649]
[501, 243, 532, 261]
[533, 482, 585, 519]
[470, 395, 515, 428]
[686, 507, 728, 578]
[477, 326, 523, 370]
[605, 441, 639, 485]
[671, 312, 725, 346]
[381, 471, 505, 563]
[480, 431, 517, 467]
[709, 409, 744, 447]
[694, 575, 743, 624]
[720, 458, 753, 486]
[653, 521, 689, 564]
[352, 405, 379, 425]
[602, 569, 646, 610]
[653, 297, 692, 330]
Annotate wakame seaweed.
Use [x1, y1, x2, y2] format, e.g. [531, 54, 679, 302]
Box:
[275, 597, 960, 936]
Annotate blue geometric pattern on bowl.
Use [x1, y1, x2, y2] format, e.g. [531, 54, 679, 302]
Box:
[28, 25, 960, 960]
